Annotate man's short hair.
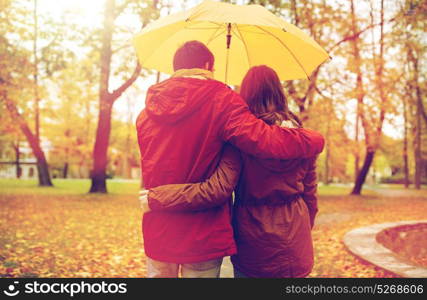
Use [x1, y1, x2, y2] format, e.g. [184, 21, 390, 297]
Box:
[173, 41, 215, 71]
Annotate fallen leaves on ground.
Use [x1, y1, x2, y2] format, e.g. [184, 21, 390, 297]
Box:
[0, 193, 146, 278]
[0, 185, 426, 278]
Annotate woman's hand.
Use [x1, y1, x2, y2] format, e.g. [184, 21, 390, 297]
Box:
[139, 189, 151, 213]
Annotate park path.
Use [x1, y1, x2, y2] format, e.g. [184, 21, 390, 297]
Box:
[220, 256, 234, 278]
[368, 186, 427, 198]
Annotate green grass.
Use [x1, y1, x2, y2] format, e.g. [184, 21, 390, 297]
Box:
[317, 184, 381, 196]
[2, 179, 422, 197]
[0, 179, 139, 196]
[317, 183, 427, 196]
[1, 179, 364, 197]
[318, 184, 352, 195]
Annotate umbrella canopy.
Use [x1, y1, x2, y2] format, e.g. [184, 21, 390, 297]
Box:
[133, 0, 329, 85]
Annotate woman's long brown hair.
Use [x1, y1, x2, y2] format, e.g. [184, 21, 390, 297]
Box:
[240, 65, 302, 127]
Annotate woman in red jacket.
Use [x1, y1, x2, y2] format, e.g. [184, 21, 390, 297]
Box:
[142, 65, 319, 278]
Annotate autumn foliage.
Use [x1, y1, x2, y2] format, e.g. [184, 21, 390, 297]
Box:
[1, 180, 426, 278]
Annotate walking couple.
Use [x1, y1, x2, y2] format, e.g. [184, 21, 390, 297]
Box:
[136, 40, 323, 278]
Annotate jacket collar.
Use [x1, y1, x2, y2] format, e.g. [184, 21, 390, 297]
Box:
[171, 68, 214, 80]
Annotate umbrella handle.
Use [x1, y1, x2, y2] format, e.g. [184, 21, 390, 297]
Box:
[225, 23, 232, 85]
[225, 48, 230, 85]
[226, 23, 232, 49]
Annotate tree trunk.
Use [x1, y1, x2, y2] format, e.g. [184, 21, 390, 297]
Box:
[90, 101, 113, 193]
[350, 0, 386, 195]
[124, 95, 133, 179]
[351, 150, 375, 195]
[33, 0, 40, 143]
[36, 158, 52, 186]
[414, 58, 424, 189]
[354, 110, 360, 181]
[63, 162, 68, 179]
[89, 0, 115, 193]
[324, 104, 331, 185]
[414, 95, 422, 189]
[349, 0, 367, 194]
[324, 141, 330, 185]
[89, 0, 141, 193]
[2, 95, 52, 186]
[407, 44, 423, 189]
[13, 141, 21, 178]
[31, 0, 50, 186]
[290, 0, 300, 26]
[403, 96, 409, 188]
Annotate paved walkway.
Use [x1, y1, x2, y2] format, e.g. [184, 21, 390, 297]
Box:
[220, 256, 234, 278]
[343, 220, 427, 278]
[366, 185, 427, 198]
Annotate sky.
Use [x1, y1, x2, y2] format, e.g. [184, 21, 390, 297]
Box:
[36, 0, 404, 140]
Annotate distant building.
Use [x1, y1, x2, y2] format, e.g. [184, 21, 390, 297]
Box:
[111, 148, 141, 180]
[0, 140, 51, 179]
[0, 140, 141, 180]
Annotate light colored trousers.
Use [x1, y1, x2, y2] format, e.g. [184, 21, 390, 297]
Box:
[146, 257, 223, 278]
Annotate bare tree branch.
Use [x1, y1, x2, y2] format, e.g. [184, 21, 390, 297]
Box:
[327, 17, 395, 53]
[112, 44, 131, 54]
[109, 63, 141, 102]
[314, 83, 333, 101]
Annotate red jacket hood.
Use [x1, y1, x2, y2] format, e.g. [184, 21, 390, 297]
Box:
[145, 77, 225, 124]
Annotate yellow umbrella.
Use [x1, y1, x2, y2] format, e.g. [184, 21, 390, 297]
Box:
[133, 0, 329, 85]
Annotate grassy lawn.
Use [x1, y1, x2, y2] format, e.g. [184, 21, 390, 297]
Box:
[0, 179, 377, 196]
[0, 179, 426, 278]
[0, 179, 140, 196]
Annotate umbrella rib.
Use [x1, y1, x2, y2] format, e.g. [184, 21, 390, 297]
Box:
[204, 22, 243, 46]
[206, 24, 225, 45]
[234, 25, 251, 68]
[184, 20, 223, 31]
[230, 25, 243, 42]
[255, 25, 310, 80]
[206, 25, 227, 46]
[184, 27, 225, 30]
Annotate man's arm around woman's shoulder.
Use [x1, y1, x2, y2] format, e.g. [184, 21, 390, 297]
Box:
[219, 89, 324, 160]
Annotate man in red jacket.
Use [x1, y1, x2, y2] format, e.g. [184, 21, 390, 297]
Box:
[136, 40, 324, 278]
